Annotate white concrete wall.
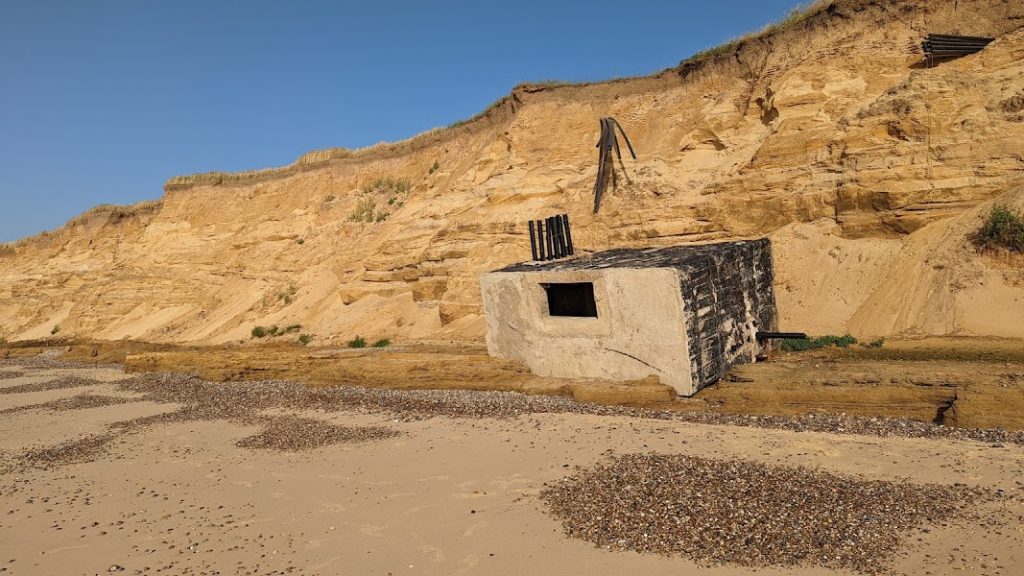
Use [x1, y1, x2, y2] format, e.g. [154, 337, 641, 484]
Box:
[480, 267, 698, 395]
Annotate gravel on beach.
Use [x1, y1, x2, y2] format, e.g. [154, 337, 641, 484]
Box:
[112, 372, 1024, 445]
[0, 393, 131, 416]
[236, 415, 399, 451]
[0, 376, 104, 395]
[3, 364, 1024, 467]
[540, 453, 991, 573]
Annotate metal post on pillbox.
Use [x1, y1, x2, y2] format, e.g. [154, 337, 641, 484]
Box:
[548, 216, 557, 259]
[532, 219, 540, 260]
[527, 214, 577, 262]
[562, 214, 574, 255]
[536, 220, 546, 261]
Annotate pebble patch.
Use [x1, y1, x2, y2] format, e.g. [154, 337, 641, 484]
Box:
[0, 394, 131, 416]
[540, 453, 989, 573]
[235, 416, 399, 451]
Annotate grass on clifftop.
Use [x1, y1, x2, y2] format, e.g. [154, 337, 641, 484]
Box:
[971, 206, 1024, 254]
[681, 0, 831, 65]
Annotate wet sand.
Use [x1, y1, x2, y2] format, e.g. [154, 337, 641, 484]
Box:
[1, 363, 1022, 576]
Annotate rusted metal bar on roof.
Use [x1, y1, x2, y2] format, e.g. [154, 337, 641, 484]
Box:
[536, 219, 546, 260]
[545, 217, 555, 260]
[561, 214, 574, 256]
[526, 214, 576, 262]
[529, 221, 539, 261]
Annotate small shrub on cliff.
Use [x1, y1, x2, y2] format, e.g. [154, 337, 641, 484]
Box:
[428, 161, 440, 174]
[50, 325, 60, 335]
[372, 338, 390, 348]
[361, 177, 411, 195]
[352, 177, 410, 223]
[781, 334, 857, 352]
[251, 326, 267, 338]
[971, 206, 1024, 254]
[349, 196, 377, 223]
[277, 285, 297, 304]
[347, 336, 367, 349]
[298, 334, 312, 346]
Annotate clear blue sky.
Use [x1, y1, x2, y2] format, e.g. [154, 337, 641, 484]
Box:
[0, 0, 803, 242]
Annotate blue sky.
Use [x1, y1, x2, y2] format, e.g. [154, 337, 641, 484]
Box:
[0, 0, 804, 242]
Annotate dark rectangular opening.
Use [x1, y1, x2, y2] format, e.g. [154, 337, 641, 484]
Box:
[542, 282, 597, 317]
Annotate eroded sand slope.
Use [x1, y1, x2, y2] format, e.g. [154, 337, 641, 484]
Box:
[2, 0, 1024, 344]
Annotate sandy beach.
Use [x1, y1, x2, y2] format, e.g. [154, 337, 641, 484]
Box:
[1, 361, 1022, 576]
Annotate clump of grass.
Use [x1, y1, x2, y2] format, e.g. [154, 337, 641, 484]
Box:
[350, 177, 411, 223]
[298, 334, 312, 346]
[50, 325, 60, 335]
[864, 338, 885, 349]
[971, 206, 1024, 254]
[781, 334, 857, 352]
[348, 336, 367, 349]
[253, 324, 303, 339]
[349, 196, 378, 223]
[686, 40, 742, 63]
[361, 177, 410, 195]
[324, 195, 335, 202]
[296, 238, 305, 245]
[446, 94, 512, 129]
[372, 338, 390, 348]
[762, 0, 826, 35]
[428, 160, 440, 174]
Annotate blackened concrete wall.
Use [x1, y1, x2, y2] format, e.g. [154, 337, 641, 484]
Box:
[481, 239, 777, 396]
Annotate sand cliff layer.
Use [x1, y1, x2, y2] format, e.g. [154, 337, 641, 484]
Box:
[3, 0, 1024, 344]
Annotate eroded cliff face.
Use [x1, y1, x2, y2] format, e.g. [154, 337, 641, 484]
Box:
[3, 0, 1024, 345]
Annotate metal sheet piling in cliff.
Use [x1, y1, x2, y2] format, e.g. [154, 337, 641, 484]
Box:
[922, 33, 993, 67]
[592, 117, 637, 213]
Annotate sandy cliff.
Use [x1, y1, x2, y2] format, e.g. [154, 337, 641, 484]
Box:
[3, 0, 1024, 345]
